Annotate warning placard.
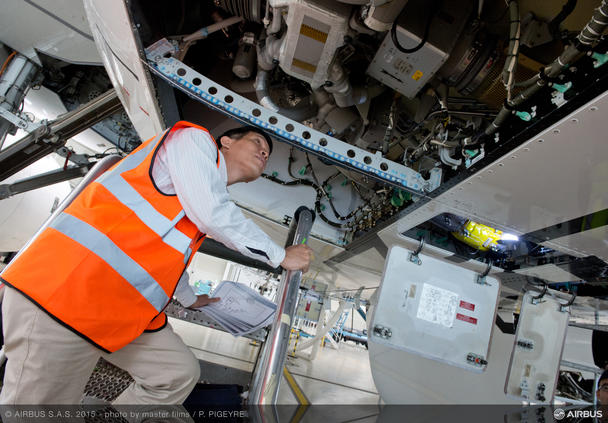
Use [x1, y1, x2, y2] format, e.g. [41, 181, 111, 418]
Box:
[416, 283, 459, 328]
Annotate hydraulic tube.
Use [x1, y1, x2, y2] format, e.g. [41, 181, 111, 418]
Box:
[0, 53, 40, 149]
[485, 0, 608, 136]
[249, 207, 315, 405]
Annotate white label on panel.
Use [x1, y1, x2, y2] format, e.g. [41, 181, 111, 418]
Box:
[416, 283, 459, 328]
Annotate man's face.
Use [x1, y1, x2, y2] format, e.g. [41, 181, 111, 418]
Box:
[221, 131, 271, 183]
[598, 379, 608, 405]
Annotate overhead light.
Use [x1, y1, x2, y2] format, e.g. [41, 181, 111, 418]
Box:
[500, 233, 519, 242]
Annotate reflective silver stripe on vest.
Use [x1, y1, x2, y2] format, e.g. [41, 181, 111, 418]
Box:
[50, 213, 169, 312]
[97, 130, 191, 255]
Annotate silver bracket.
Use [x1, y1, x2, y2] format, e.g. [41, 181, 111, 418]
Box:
[408, 237, 424, 265]
[144, 38, 443, 195]
[0, 106, 39, 132]
[373, 325, 392, 339]
[530, 282, 548, 305]
[559, 291, 576, 313]
[55, 146, 91, 166]
[476, 261, 492, 285]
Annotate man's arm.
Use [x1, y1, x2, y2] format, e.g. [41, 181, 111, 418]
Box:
[174, 272, 196, 307]
[174, 272, 220, 308]
[161, 127, 286, 267]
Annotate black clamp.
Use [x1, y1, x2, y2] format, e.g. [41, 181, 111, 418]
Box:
[476, 261, 492, 285]
[530, 281, 548, 303]
[408, 237, 424, 265]
[560, 291, 577, 312]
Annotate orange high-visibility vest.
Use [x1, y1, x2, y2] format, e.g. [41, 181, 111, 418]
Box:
[1, 121, 218, 352]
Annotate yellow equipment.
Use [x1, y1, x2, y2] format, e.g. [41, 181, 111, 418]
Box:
[452, 220, 504, 252]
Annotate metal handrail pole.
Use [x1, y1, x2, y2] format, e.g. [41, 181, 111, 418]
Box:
[249, 207, 314, 405]
[0, 155, 122, 275]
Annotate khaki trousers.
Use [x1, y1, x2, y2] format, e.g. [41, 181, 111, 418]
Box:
[0, 287, 200, 404]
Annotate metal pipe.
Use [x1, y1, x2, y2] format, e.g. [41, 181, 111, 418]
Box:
[485, 0, 608, 135]
[0, 164, 92, 200]
[1, 155, 122, 274]
[501, 0, 521, 102]
[324, 60, 367, 108]
[0, 89, 121, 182]
[0, 54, 40, 149]
[256, 34, 283, 71]
[183, 16, 244, 43]
[249, 207, 314, 405]
[268, 7, 284, 35]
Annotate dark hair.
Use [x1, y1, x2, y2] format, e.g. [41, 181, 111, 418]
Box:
[217, 126, 273, 154]
[600, 370, 608, 384]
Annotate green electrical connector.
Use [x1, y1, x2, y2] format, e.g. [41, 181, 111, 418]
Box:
[320, 204, 326, 211]
[552, 81, 572, 93]
[390, 189, 411, 207]
[341, 179, 348, 186]
[271, 171, 278, 177]
[298, 166, 307, 175]
[464, 149, 478, 158]
[325, 184, 332, 191]
[327, 192, 332, 199]
[435, 235, 449, 246]
[515, 111, 532, 121]
[592, 52, 608, 68]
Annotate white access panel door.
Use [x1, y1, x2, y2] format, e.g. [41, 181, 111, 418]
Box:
[505, 290, 570, 403]
[370, 245, 500, 372]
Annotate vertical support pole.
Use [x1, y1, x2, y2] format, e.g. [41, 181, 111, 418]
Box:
[249, 207, 314, 405]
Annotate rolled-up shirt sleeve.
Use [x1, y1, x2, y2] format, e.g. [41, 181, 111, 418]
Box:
[174, 272, 197, 307]
[160, 127, 286, 268]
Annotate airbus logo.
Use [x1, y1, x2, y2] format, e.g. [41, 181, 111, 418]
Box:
[553, 408, 603, 420]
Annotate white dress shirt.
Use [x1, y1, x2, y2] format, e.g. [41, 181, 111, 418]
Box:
[151, 127, 285, 307]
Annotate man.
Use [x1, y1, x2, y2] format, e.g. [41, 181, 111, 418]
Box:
[598, 370, 608, 405]
[0, 121, 312, 404]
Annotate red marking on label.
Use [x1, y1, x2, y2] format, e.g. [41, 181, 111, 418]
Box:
[456, 313, 477, 325]
[139, 106, 150, 116]
[305, 302, 311, 312]
[459, 300, 475, 311]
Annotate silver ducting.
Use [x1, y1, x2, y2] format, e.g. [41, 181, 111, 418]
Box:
[362, 0, 409, 32]
[256, 34, 283, 71]
[324, 60, 367, 108]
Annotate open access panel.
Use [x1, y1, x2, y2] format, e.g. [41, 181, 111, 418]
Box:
[371, 245, 500, 372]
